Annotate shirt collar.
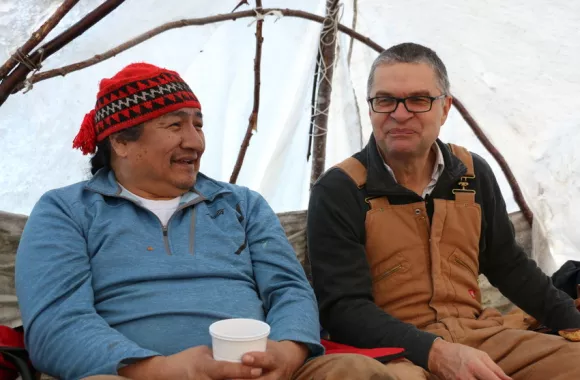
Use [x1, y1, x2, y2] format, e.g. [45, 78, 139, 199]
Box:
[380, 143, 445, 185]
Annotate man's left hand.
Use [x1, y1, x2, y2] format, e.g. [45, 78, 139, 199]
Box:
[238, 340, 309, 380]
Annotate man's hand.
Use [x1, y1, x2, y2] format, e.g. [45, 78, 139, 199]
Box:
[239, 340, 309, 380]
[118, 345, 263, 380]
[428, 339, 512, 380]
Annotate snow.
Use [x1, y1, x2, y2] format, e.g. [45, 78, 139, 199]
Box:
[0, 0, 579, 271]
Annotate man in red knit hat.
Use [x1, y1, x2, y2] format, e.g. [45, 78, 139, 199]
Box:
[14, 63, 403, 380]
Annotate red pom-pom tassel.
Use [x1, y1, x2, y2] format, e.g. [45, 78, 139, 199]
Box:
[73, 110, 97, 155]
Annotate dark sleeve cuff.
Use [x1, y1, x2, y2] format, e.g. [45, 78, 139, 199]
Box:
[402, 330, 439, 370]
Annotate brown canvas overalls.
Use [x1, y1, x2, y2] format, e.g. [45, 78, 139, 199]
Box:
[303, 144, 580, 380]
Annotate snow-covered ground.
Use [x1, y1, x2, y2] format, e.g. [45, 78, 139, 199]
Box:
[0, 0, 578, 272]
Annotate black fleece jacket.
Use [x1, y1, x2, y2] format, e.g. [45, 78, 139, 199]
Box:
[307, 136, 580, 369]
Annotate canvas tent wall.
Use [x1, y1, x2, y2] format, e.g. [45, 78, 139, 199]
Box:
[0, 0, 578, 272]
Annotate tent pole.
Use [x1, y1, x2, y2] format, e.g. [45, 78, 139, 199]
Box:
[0, 4, 534, 224]
[310, 0, 340, 187]
[453, 98, 533, 226]
[0, 0, 126, 106]
[0, 0, 80, 81]
[8, 8, 385, 94]
[230, 0, 264, 184]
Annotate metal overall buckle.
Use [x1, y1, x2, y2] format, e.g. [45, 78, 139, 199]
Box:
[452, 175, 476, 194]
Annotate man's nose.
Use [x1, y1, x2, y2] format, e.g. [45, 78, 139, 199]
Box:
[390, 100, 414, 122]
[181, 123, 205, 151]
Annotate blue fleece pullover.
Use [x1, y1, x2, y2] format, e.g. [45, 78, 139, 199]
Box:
[15, 169, 323, 379]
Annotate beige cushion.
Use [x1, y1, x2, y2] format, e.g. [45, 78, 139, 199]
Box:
[0, 211, 26, 328]
[1, 209, 535, 325]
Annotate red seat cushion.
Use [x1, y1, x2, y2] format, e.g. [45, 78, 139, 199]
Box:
[321, 339, 405, 363]
[0, 326, 26, 380]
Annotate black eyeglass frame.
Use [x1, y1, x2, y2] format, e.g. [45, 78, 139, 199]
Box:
[367, 94, 447, 113]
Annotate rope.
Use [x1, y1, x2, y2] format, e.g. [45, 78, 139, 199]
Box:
[309, 2, 342, 138]
[20, 48, 44, 94]
[248, 9, 284, 26]
[13, 48, 43, 71]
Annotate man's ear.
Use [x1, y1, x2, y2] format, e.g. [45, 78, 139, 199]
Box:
[109, 135, 129, 158]
[440, 95, 453, 125]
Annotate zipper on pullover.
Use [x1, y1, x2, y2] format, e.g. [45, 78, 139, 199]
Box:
[88, 187, 205, 256]
[161, 197, 205, 255]
[162, 226, 171, 255]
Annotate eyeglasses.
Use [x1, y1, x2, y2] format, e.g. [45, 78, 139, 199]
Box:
[367, 94, 447, 113]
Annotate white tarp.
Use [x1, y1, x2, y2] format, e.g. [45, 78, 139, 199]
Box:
[0, 0, 578, 272]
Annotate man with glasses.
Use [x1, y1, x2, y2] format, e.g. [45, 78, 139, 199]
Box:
[307, 42, 580, 379]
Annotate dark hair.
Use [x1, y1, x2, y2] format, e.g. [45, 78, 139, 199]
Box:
[90, 124, 144, 175]
[367, 42, 450, 96]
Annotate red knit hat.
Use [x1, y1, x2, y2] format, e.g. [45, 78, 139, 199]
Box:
[73, 62, 201, 155]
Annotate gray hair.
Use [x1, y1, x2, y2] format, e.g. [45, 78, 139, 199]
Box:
[366, 42, 450, 97]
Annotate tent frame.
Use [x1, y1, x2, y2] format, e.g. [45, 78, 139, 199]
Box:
[0, 0, 533, 226]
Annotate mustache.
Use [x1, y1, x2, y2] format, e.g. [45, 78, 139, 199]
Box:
[171, 150, 202, 161]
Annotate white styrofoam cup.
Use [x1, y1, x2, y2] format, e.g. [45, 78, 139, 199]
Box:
[209, 318, 271, 362]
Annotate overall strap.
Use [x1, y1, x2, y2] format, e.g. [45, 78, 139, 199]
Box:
[334, 157, 393, 209]
[448, 143, 476, 204]
[334, 157, 367, 189]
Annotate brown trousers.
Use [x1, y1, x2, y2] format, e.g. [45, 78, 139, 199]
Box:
[81, 354, 419, 380]
[355, 308, 580, 380]
[293, 354, 423, 380]
[81, 327, 580, 380]
[294, 325, 580, 380]
[433, 309, 580, 380]
[82, 354, 408, 380]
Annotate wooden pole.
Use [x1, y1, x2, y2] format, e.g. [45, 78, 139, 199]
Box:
[310, 0, 340, 186]
[0, 0, 80, 80]
[0, 0, 125, 106]
[0, 4, 533, 223]
[229, 0, 264, 184]
[11, 7, 385, 94]
[453, 98, 533, 226]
